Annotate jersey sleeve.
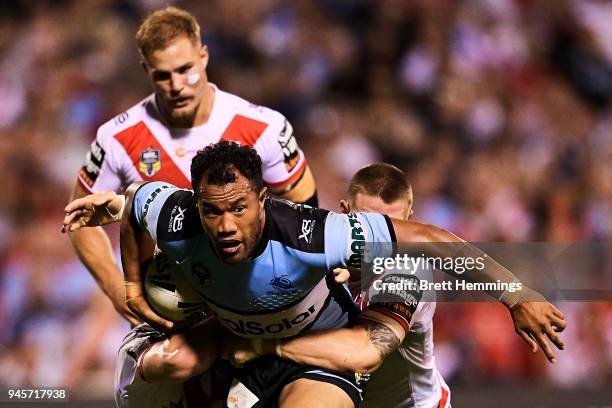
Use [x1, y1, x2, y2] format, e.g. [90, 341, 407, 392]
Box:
[77, 121, 126, 193]
[132, 181, 178, 243]
[255, 111, 308, 193]
[323, 212, 396, 270]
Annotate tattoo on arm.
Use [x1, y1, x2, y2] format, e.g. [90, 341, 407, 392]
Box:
[359, 319, 401, 360]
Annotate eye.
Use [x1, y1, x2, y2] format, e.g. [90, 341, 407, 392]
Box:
[233, 206, 245, 214]
[152, 71, 171, 82]
[178, 65, 192, 74]
[202, 207, 221, 218]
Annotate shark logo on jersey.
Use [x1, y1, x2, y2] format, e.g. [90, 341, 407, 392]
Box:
[270, 275, 295, 290]
[139, 147, 161, 177]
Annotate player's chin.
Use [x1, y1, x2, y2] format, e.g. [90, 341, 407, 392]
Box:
[217, 242, 247, 264]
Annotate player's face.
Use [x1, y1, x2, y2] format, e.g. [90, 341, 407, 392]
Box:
[196, 172, 267, 264]
[345, 193, 413, 220]
[143, 36, 209, 126]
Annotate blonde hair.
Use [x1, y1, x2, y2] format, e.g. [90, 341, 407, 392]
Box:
[135, 7, 201, 59]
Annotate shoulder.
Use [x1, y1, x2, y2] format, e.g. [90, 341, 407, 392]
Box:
[218, 86, 286, 132]
[136, 184, 203, 242]
[265, 198, 329, 253]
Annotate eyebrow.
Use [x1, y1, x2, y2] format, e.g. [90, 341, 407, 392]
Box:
[151, 62, 194, 76]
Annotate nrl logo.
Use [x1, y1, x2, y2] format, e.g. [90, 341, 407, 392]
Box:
[139, 147, 161, 177]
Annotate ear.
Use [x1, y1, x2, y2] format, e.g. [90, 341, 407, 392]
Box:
[259, 187, 268, 206]
[408, 208, 414, 219]
[200, 45, 209, 71]
[339, 200, 351, 214]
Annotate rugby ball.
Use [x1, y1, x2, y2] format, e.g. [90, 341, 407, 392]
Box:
[144, 252, 208, 322]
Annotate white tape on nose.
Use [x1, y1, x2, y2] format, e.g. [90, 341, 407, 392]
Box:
[187, 71, 200, 86]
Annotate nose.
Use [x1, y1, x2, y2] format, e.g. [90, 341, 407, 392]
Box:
[169, 72, 185, 93]
[218, 213, 237, 237]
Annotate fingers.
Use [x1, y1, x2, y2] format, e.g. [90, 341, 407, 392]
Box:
[550, 314, 566, 332]
[128, 296, 174, 331]
[543, 324, 565, 351]
[550, 305, 565, 320]
[61, 209, 92, 233]
[533, 331, 556, 363]
[64, 196, 95, 214]
[517, 329, 538, 354]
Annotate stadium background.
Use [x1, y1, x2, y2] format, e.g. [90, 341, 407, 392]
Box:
[0, 0, 611, 406]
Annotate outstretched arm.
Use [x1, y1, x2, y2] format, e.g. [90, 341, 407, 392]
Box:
[391, 219, 566, 362]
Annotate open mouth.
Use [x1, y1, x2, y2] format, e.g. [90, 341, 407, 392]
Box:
[217, 240, 242, 256]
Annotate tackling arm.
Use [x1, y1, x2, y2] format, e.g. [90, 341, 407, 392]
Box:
[392, 219, 567, 362]
[66, 183, 140, 326]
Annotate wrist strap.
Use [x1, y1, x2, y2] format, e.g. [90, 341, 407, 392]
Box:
[106, 195, 126, 222]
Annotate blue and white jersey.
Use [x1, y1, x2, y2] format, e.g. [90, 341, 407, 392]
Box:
[133, 181, 396, 339]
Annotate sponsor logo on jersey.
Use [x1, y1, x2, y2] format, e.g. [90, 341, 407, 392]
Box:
[347, 213, 366, 270]
[277, 120, 300, 172]
[168, 205, 186, 232]
[298, 219, 316, 244]
[222, 305, 317, 336]
[79, 140, 106, 187]
[139, 147, 161, 177]
[270, 275, 295, 290]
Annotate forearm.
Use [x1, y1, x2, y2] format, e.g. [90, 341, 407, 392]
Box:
[396, 221, 520, 304]
[69, 227, 123, 296]
[267, 326, 382, 374]
[120, 185, 146, 286]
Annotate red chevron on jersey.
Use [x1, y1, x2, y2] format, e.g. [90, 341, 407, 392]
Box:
[220, 114, 268, 146]
[114, 121, 191, 189]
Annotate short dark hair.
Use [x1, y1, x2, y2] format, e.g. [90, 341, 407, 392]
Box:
[191, 141, 264, 196]
[348, 163, 413, 205]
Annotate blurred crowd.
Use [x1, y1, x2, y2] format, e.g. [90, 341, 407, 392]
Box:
[0, 0, 611, 398]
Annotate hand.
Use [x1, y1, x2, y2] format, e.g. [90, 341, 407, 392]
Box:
[107, 282, 142, 327]
[220, 335, 259, 368]
[333, 268, 350, 284]
[509, 289, 566, 363]
[126, 284, 174, 331]
[62, 191, 124, 233]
